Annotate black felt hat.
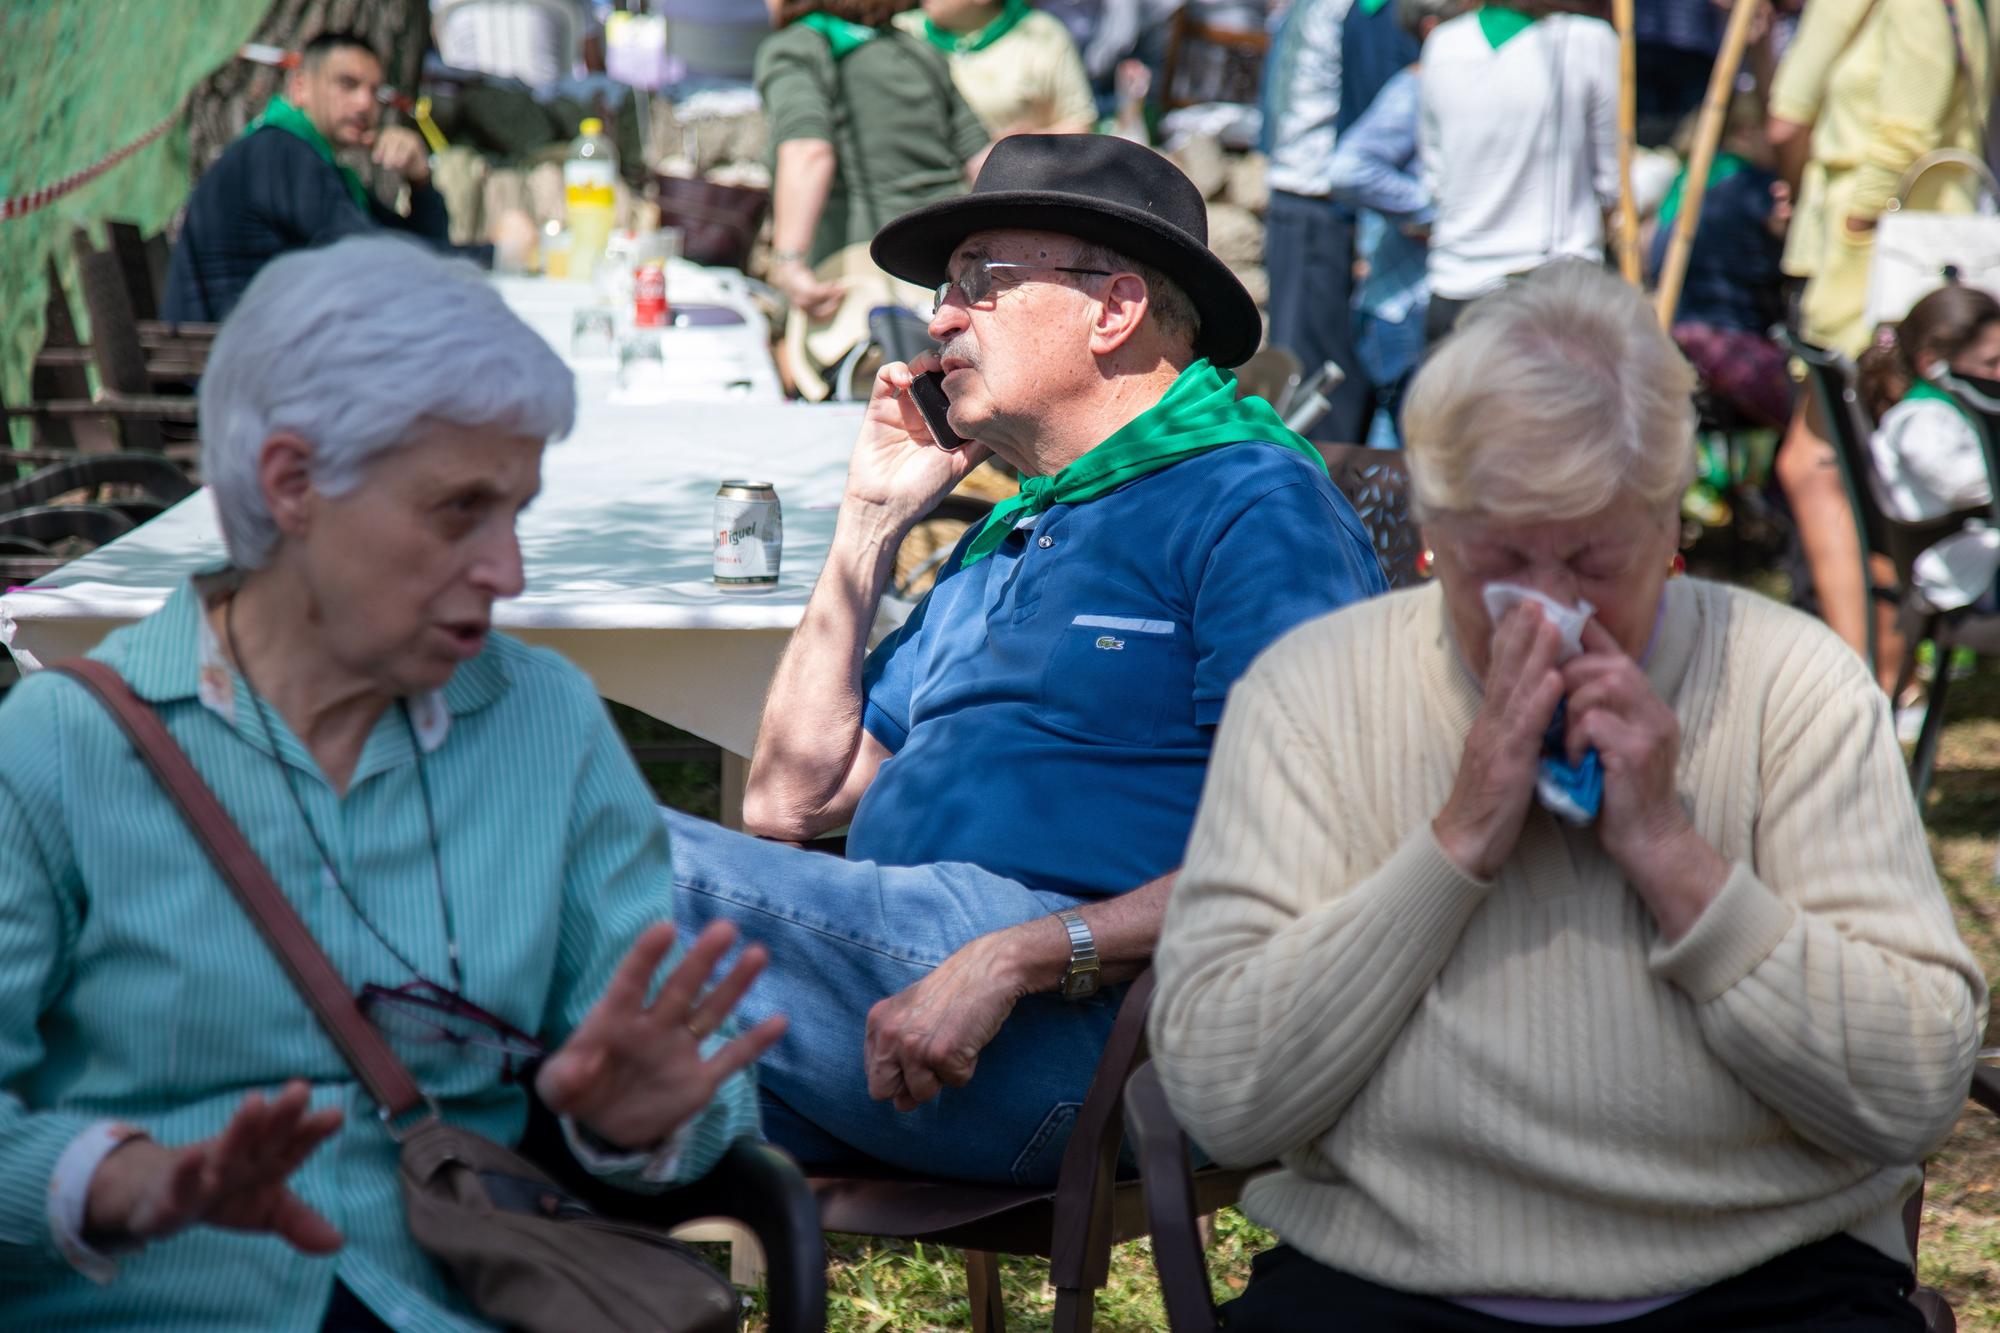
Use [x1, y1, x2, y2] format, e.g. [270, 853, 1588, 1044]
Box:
[869, 134, 1262, 368]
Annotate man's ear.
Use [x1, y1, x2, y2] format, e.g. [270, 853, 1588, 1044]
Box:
[1087, 272, 1150, 357]
[259, 433, 318, 541]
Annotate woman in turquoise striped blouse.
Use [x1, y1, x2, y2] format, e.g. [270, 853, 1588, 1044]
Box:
[0, 236, 785, 1332]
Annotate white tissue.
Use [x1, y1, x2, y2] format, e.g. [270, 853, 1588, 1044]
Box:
[1480, 583, 1595, 661]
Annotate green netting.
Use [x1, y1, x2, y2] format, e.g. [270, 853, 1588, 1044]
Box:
[1, 1, 271, 442]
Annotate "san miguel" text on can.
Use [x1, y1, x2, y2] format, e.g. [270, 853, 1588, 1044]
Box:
[713, 481, 782, 588]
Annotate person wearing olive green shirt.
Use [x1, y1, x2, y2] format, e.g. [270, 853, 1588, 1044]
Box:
[755, 0, 989, 321]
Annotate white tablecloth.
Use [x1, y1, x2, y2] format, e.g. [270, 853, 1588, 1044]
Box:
[1, 402, 876, 759]
[491, 266, 783, 404]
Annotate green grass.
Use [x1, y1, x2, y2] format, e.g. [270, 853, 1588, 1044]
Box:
[1913, 665, 2000, 1326]
[627, 614, 2000, 1331]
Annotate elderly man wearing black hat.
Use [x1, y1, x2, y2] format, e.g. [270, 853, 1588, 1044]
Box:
[661, 135, 1386, 1182]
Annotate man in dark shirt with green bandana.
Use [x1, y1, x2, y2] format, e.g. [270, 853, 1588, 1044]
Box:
[164, 32, 463, 323]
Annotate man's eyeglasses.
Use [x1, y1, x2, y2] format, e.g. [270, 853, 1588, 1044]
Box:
[932, 261, 1113, 316]
[359, 980, 546, 1084]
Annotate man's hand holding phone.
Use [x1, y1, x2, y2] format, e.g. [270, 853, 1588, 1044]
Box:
[844, 355, 993, 541]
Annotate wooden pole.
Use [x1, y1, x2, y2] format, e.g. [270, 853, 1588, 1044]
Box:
[1656, 0, 1763, 330]
[1613, 0, 1642, 285]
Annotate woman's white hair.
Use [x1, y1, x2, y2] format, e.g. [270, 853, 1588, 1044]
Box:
[198, 235, 575, 569]
[1401, 261, 1696, 522]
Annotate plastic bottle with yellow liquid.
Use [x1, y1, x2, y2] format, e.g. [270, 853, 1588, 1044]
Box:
[563, 118, 618, 280]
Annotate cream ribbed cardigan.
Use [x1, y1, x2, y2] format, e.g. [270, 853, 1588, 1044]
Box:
[1150, 578, 1988, 1299]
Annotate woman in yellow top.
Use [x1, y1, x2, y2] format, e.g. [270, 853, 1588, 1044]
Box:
[894, 0, 1098, 138]
[1767, 0, 1990, 684]
[1769, 0, 1990, 357]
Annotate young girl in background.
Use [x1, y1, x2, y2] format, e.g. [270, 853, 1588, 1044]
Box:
[1856, 283, 2000, 732]
[1857, 284, 2000, 525]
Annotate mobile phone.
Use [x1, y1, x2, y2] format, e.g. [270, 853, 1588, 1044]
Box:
[908, 371, 968, 451]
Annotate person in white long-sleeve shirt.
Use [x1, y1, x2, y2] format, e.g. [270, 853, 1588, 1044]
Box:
[1857, 283, 2000, 617]
[1859, 285, 2000, 525]
[1416, 1, 1619, 343]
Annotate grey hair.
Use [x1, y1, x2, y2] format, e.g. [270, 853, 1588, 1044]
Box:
[1397, 0, 1468, 39]
[1401, 260, 1696, 522]
[198, 235, 575, 569]
[1068, 241, 1202, 360]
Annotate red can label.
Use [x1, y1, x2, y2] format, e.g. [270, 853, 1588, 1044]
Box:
[634, 264, 667, 327]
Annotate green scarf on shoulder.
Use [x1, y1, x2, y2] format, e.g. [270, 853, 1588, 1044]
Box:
[246, 95, 369, 212]
[800, 12, 880, 58]
[1904, 377, 1982, 430]
[922, 0, 1032, 54]
[1656, 151, 1749, 232]
[1477, 5, 1537, 48]
[960, 359, 1328, 567]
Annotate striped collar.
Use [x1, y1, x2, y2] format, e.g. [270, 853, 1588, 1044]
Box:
[100, 569, 507, 753]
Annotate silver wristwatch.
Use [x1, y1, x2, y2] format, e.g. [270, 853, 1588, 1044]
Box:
[1055, 908, 1101, 1001]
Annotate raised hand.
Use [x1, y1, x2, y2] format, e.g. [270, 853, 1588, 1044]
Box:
[365, 125, 431, 185]
[536, 921, 787, 1152]
[1432, 602, 1565, 880]
[772, 260, 848, 322]
[841, 354, 994, 538]
[84, 1081, 344, 1254]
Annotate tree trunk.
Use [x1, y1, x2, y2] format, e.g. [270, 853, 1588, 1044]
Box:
[185, 0, 432, 185]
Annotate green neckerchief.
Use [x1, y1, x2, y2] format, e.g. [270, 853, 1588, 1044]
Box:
[959, 359, 1329, 568]
[923, 0, 1031, 53]
[1357, 0, 1393, 14]
[800, 12, 879, 58]
[1905, 377, 1982, 431]
[1477, 4, 1537, 48]
[1656, 150, 1749, 232]
[247, 95, 369, 212]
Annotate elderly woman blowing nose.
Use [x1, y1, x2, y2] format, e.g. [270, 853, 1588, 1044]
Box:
[0, 236, 785, 1331]
[1150, 261, 1987, 1331]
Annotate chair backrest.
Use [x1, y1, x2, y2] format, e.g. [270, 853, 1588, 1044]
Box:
[1783, 333, 1889, 667]
[1933, 371, 2000, 528]
[71, 230, 165, 455]
[30, 258, 118, 455]
[0, 454, 195, 515]
[1235, 346, 1304, 417]
[1044, 969, 1158, 1297]
[106, 221, 162, 322]
[1123, 1058, 1224, 1333]
[1319, 444, 1427, 590]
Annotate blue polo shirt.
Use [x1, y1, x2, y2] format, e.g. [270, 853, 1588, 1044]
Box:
[846, 441, 1386, 896]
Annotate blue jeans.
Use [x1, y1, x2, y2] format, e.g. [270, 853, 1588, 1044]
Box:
[662, 808, 1125, 1185]
[1354, 306, 1427, 448]
[1265, 190, 1371, 444]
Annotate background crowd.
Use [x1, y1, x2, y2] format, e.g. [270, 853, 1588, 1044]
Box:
[5, 0, 2000, 1327]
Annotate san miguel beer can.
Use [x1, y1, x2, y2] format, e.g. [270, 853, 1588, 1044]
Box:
[713, 481, 782, 588]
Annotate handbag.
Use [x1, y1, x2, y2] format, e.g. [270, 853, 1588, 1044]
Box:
[1863, 149, 2000, 329]
[1862, 0, 1999, 327]
[53, 658, 740, 1333]
[654, 174, 771, 271]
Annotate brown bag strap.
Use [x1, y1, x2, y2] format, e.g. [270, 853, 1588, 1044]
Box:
[54, 658, 428, 1121]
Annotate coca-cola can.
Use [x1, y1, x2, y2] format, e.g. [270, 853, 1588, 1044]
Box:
[633, 262, 667, 327]
[714, 481, 781, 589]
